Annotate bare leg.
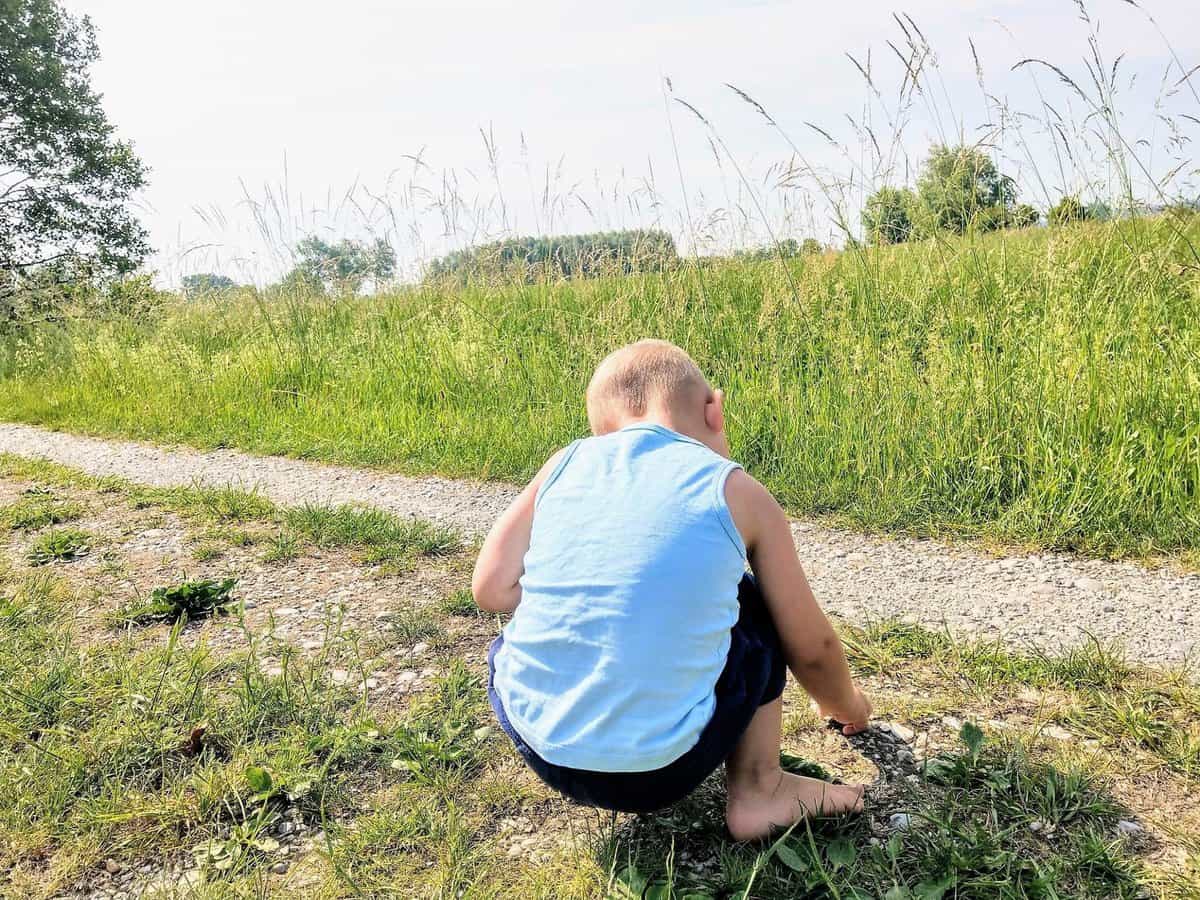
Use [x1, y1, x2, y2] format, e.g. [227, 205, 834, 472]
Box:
[725, 697, 865, 841]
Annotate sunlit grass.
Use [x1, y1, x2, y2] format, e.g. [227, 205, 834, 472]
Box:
[2, 217, 1197, 559]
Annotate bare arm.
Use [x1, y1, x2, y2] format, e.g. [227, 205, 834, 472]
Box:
[471, 449, 565, 614]
[726, 469, 871, 734]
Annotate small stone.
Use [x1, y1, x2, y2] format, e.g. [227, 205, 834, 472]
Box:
[1117, 819, 1143, 837]
[277, 821, 295, 836]
[887, 722, 916, 742]
[364, 678, 380, 689]
[889, 813, 912, 831]
[411, 642, 430, 655]
[331, 669, 350, 684]
[1042, 724, 1073, 741]
[942, 716, 963, 730]
[271, 861, 289, 874]
[104, 858, 122, 875]
[1073, 577, 1103, 593]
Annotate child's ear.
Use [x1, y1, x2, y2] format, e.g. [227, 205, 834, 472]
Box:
[705, 388, 726, 434]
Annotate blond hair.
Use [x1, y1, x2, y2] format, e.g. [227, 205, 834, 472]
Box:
[586, 339, 709, 432]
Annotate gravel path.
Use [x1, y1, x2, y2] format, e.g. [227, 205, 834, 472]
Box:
[2, 422, 1196, 668]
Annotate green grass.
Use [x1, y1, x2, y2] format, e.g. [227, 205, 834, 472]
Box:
[281, 503, 461, 565]
[606, 727, 1139, 900]
[0, 493, 84, 531]
[0, 454, 463, 568]
[1, 217, 1197, 559]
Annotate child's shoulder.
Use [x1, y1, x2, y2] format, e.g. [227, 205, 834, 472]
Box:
[722, 468, 785, 551]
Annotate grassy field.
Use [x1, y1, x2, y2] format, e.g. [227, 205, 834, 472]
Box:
[2, 217, 1198, 561]
[0, 454, 1197, 899]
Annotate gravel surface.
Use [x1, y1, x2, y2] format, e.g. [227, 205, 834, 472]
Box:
[2, 422, 1197, 668]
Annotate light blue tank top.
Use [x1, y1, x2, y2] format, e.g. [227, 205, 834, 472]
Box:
[493, 422, 747, 772]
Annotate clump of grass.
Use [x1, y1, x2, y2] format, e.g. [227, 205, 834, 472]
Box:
[26, 527, 91, 565]
[380, 606, 446, 645]
[0, 495, 84, 531]
[133, 482, 276, 522]
[438, 588, 481, 617]
[112, 576, 237, 625]
[261, 530, 300, 563]
[283, 503, 460, 564]
[190, 540, 224, 561]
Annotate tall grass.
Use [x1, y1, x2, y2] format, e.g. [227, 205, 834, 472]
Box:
[1, 215, 1197, 558]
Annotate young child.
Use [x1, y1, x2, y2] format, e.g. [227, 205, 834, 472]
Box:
[472, 339, 871, 840]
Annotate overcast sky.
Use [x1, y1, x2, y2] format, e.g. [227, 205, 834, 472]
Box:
[66, 0, 1200, 283]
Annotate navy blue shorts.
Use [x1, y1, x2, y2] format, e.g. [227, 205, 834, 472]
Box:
[487, 574, 787, 814]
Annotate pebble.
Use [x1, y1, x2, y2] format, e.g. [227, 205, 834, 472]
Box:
[1117, 819, 1143, 837]
[271, 861, 289, 874]
[104, 859, 121, 875]
[889, 813, 913, 831]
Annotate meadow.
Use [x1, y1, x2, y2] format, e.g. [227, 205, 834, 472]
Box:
[1, 215, 1197, 560]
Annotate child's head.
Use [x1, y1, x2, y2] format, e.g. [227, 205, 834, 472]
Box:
[586, 339, 729, 457]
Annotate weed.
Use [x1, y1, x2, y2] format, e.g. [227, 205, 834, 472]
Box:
[26, 527, 91, 565]
[113, 576, 237, 625]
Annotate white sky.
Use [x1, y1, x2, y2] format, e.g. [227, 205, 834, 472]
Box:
[66, 0, 1200, 283]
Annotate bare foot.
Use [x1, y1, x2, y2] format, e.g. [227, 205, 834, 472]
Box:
[726, 771, 865, 841]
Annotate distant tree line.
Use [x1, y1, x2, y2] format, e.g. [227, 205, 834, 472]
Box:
[425, 230, 678, 283]
[731, 237, 825, 261]
[859, 144, 1115, 245]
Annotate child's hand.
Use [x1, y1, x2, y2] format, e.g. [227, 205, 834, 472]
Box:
[821, 688, 872, 736]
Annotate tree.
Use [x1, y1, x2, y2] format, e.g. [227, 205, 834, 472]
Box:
[861, 187, 916, 245]
[1, 0, 149, 300]
[1048, 196, 1088, 226]
[916, 145, 1016, 234]
[292, 236, 395, 294]
[1009, 204, 1040, 229]
[181, 273, 237, 298]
